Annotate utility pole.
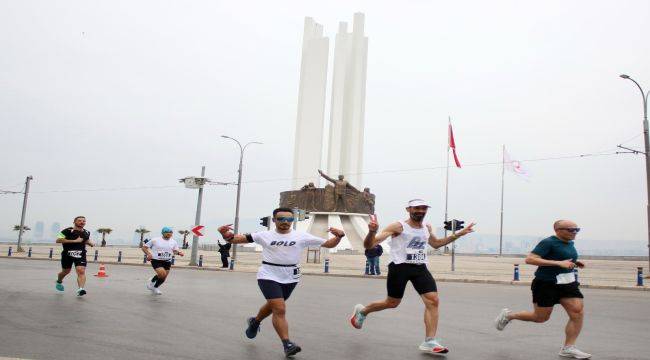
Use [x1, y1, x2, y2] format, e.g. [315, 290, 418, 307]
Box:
[16, 175, 33, 253]
[189, 166, 206, 266]
[619, 74, 650, 275]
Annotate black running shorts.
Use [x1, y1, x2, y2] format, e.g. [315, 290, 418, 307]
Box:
[386, 262, 437, 299]
[531, 278, 583, 307]
[257, 279, 297, 300]
[61, 250, 87, 269]
[151, 259, 172, 270]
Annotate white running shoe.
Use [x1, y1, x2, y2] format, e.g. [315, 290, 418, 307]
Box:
[559, 345, 591, 359]
[153, 287, 162, 295]
[146, 281, 155, 292]
[350, 304, 366, 329]
[495, 308, 511, 331]
[419, 339, 449, 354]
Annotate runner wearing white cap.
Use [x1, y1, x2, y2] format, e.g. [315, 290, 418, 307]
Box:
[349, 199, 475, 354]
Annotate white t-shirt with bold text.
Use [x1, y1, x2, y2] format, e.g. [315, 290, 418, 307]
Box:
[144, 237, 179, 261]
[251, 230, 326, 283]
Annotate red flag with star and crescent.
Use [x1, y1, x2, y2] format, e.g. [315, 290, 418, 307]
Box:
[448, 123, 461, 168]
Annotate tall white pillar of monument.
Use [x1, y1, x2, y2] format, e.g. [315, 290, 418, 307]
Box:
[292, 18, 329, 190]
[327, 13, 368, 189]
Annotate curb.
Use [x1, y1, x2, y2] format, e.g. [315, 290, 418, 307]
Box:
[2, 255, 648, 292]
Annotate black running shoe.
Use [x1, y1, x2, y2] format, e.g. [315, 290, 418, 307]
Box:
[76, 288, 87, 297]
[284, 342, 301, 357]
[245, 317, 260, 339]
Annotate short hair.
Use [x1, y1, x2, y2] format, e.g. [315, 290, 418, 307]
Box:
[74, 216, 86, 222]
[273, 207, 294, 217]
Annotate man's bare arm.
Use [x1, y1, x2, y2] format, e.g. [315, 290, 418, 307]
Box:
[426, 223, 475, 249]
[364, 221, 402, 249]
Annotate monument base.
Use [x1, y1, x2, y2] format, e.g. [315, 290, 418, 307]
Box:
[296, 212, 371, 253]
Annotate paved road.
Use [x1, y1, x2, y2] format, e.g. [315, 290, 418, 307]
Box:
[0, 259, 648, 360]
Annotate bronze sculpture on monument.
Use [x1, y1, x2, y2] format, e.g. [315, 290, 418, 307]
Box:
[280, 170, 375, 215]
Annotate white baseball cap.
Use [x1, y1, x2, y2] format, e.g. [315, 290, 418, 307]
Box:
[407, 199, 430, 208]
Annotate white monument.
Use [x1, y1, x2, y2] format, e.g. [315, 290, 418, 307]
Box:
[290, 13, 370, 252]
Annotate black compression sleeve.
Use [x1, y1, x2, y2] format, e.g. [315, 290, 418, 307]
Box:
[245, 234, 254, 243]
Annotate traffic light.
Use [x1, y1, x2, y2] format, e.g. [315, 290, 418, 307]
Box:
[297, 209, 310, 221]
[260, 216, 271, 229]
[443, 219, 465, 231]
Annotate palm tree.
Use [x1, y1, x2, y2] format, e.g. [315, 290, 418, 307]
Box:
[135, 227, 150, 248]
[13, 225, 31, 252]
[96, 228, 113, 247]
[178, 230, 190, 249]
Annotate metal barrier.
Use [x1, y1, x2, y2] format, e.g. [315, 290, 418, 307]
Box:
[49, 248, 53, 259]
[118, 250, 122, 263]
[7, 247, 12, 256]
[198, 254, 203, 267]
[637, 267, 644, 286]
[28, 247, 32, 258]
[143, 254, 147, 264]
[94, 250, 98, 262]
[324, 258, 330, 273]
[171, 255, 175, 265]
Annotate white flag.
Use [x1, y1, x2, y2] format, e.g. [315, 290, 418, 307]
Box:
[504, 149, 530, 180]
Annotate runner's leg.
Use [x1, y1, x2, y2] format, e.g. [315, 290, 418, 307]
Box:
[508, 305, 553, 323]
[154, 267, 167, 287]
[421, 292, 439, 338]
[268, 298, 289, 340]
[75, 265, 86, 288]
[58, 268, 71, 282]
[559, 298, 584, 346]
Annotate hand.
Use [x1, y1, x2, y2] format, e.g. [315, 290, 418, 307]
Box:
[575, 260, 585, 269]
[557, 260, 576, 269]
[457, 223, 476, 237]
[218, 224, 233, 236]
[318, 169, 324, 175]
[146, 253, 153, 261]
[368, 215, 378, 232]
[329, 227, 345, 238]
[177, 251, 185, 257]
[74, 237, 84, 243]
[87, 241, 95, 247]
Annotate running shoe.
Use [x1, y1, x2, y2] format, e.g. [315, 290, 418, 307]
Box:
[76, 288, 87, 297]
[559, 345, 592, 359]
[283, 341, 301, 357]
[350, 304, 366, 329]
[146, 281, 155, 292]
[245, 317, 261, 339]
[55, 281, 64, 292]
[419, 339, 449, 354]
[495, 308, 511, 331]
[153, 288, 162, 295]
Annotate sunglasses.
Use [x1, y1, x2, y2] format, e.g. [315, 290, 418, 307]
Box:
[558, 228, 580, 233]
[275, 217, 295, 223]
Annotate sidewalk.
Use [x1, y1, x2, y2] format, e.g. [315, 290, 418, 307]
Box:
[1, 244, 648, 291]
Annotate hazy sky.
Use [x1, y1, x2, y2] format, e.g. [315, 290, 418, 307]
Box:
[1, 1, 649, 248]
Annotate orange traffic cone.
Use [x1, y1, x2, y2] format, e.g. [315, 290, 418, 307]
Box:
[94, 263, 108, 277]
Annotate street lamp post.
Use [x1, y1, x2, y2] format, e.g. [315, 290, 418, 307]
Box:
[620, 74, 650, 275]
[221, 136, 262, 268]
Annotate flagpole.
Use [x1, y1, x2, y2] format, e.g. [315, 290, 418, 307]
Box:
[499, 144, 505, 256]
[444, 117, 451, 256]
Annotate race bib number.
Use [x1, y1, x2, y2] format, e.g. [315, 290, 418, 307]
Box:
[556, 272, 576, 284]
[67, 250, 82, 258]
[405, 237, 427, 264]
[157, 251, 172, 260]
[292, 266, 301, 280]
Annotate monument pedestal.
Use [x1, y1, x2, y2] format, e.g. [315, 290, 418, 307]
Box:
[296, 212, 370, 253]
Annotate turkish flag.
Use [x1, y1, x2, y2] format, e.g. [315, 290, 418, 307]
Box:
[448, 123, 461, 168]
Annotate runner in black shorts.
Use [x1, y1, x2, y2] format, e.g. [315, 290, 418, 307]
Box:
[218, 207, 345, 357]
[349, 199, 474, 354]
[142, 227, 184, 295]
[55, 216, 95, 296]
[495, 220, 591, 359]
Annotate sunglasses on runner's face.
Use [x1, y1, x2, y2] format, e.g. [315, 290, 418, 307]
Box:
[275, 217, 295, 223]
[558, 228, 580, 233]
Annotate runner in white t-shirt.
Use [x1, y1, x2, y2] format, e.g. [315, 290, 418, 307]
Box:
[349, 199, 475, 354]
[142, 227, 184, 295]
[218, 207, 345, 357]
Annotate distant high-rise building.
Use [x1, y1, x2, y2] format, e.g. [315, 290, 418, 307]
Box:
[33, 221, 44, 241]
[50, 222, 61, 240]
